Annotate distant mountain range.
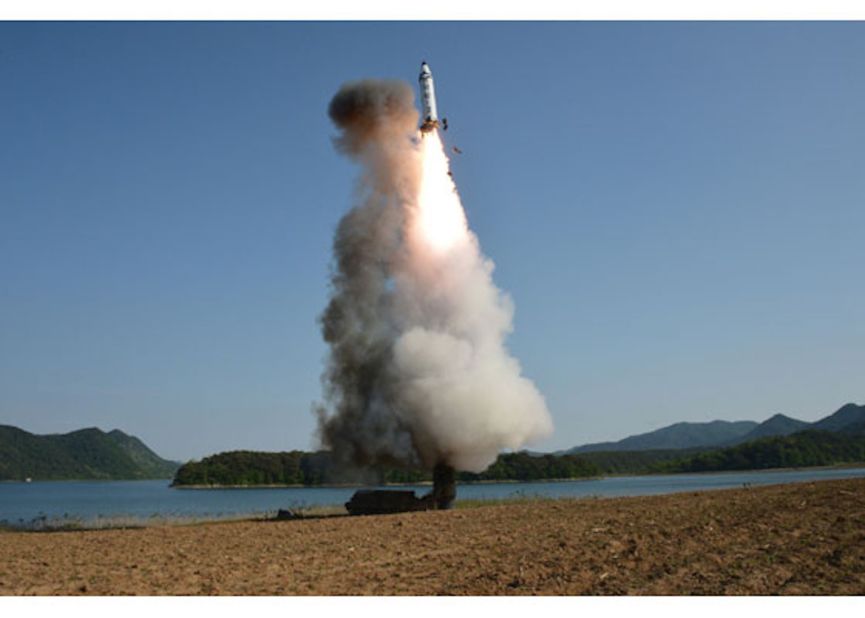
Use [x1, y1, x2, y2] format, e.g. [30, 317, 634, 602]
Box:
[811, 403, 865, 433]
[0, 425, 179, 481]
[566, 420, 759, 453]
[560, 403, 865, 455]
[735, 413, 810, 442]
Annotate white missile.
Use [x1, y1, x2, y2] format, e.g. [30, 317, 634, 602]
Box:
[418, 61, 440, 133]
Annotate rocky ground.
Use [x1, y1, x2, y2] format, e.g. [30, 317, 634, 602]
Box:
[1, 477, 864, 595]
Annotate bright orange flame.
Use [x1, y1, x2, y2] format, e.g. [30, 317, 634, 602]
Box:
[415, 131, 467, 253]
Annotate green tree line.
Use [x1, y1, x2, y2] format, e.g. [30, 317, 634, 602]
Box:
[172, 450, 601, 487]
[457, 452, 599, 482]
[662, 430, 865, 473]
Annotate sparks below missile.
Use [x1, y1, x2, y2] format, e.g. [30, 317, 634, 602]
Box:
[419, 61, 441, 134]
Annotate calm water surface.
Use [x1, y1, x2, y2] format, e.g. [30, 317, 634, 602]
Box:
[2, 466, 864, 525]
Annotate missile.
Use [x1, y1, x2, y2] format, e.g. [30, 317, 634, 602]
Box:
[418, 61, 440, 133]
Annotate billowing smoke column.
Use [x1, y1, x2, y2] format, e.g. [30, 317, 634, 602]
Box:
[317, 77, 553, 499]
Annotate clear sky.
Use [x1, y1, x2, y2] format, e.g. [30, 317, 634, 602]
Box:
[1, 22, 863, 461]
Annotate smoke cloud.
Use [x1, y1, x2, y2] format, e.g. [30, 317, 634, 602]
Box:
[316, 78, 552, 474]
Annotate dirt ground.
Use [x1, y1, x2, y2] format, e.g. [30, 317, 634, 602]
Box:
[1, 477, 864, 595]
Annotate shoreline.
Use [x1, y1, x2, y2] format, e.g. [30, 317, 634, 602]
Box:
[4, 462, 865, 488]
[170, 462, 865, 489]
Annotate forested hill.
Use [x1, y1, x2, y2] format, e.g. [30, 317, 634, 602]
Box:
[0, 425, 179, 481]
[663, 429, 865, 473]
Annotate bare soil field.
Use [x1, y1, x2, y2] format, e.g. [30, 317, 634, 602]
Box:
[1, 477, 864, 595]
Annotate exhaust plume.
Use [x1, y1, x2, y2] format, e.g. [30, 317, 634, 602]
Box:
[317, 78, 552, 474]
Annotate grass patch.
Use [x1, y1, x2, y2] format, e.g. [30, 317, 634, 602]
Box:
[290, 504, 347, 517]
[0, 511, 282, 532]
[454, 493, 561, 510]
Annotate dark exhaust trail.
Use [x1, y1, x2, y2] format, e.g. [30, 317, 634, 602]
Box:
[431, 462, 456, 510]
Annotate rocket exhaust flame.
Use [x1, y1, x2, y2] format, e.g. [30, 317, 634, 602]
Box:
[316, 73, 552, 485]
[414, 132, 467, 253]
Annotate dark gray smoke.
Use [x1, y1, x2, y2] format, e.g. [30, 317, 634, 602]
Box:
[316, 78, 552, 474]
[328, 79, 418, 157]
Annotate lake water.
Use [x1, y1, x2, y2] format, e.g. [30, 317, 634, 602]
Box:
[2, 466, 865, 527]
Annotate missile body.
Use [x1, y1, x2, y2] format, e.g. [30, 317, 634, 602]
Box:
[418, 61, 439, 133]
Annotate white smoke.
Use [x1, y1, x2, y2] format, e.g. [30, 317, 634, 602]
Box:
[317, 78, 552, 473]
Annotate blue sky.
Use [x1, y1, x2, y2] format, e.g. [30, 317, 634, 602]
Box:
[1, 22, 863, 461]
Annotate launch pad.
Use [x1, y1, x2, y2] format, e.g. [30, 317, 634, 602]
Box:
[345, 463, 457, 516]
